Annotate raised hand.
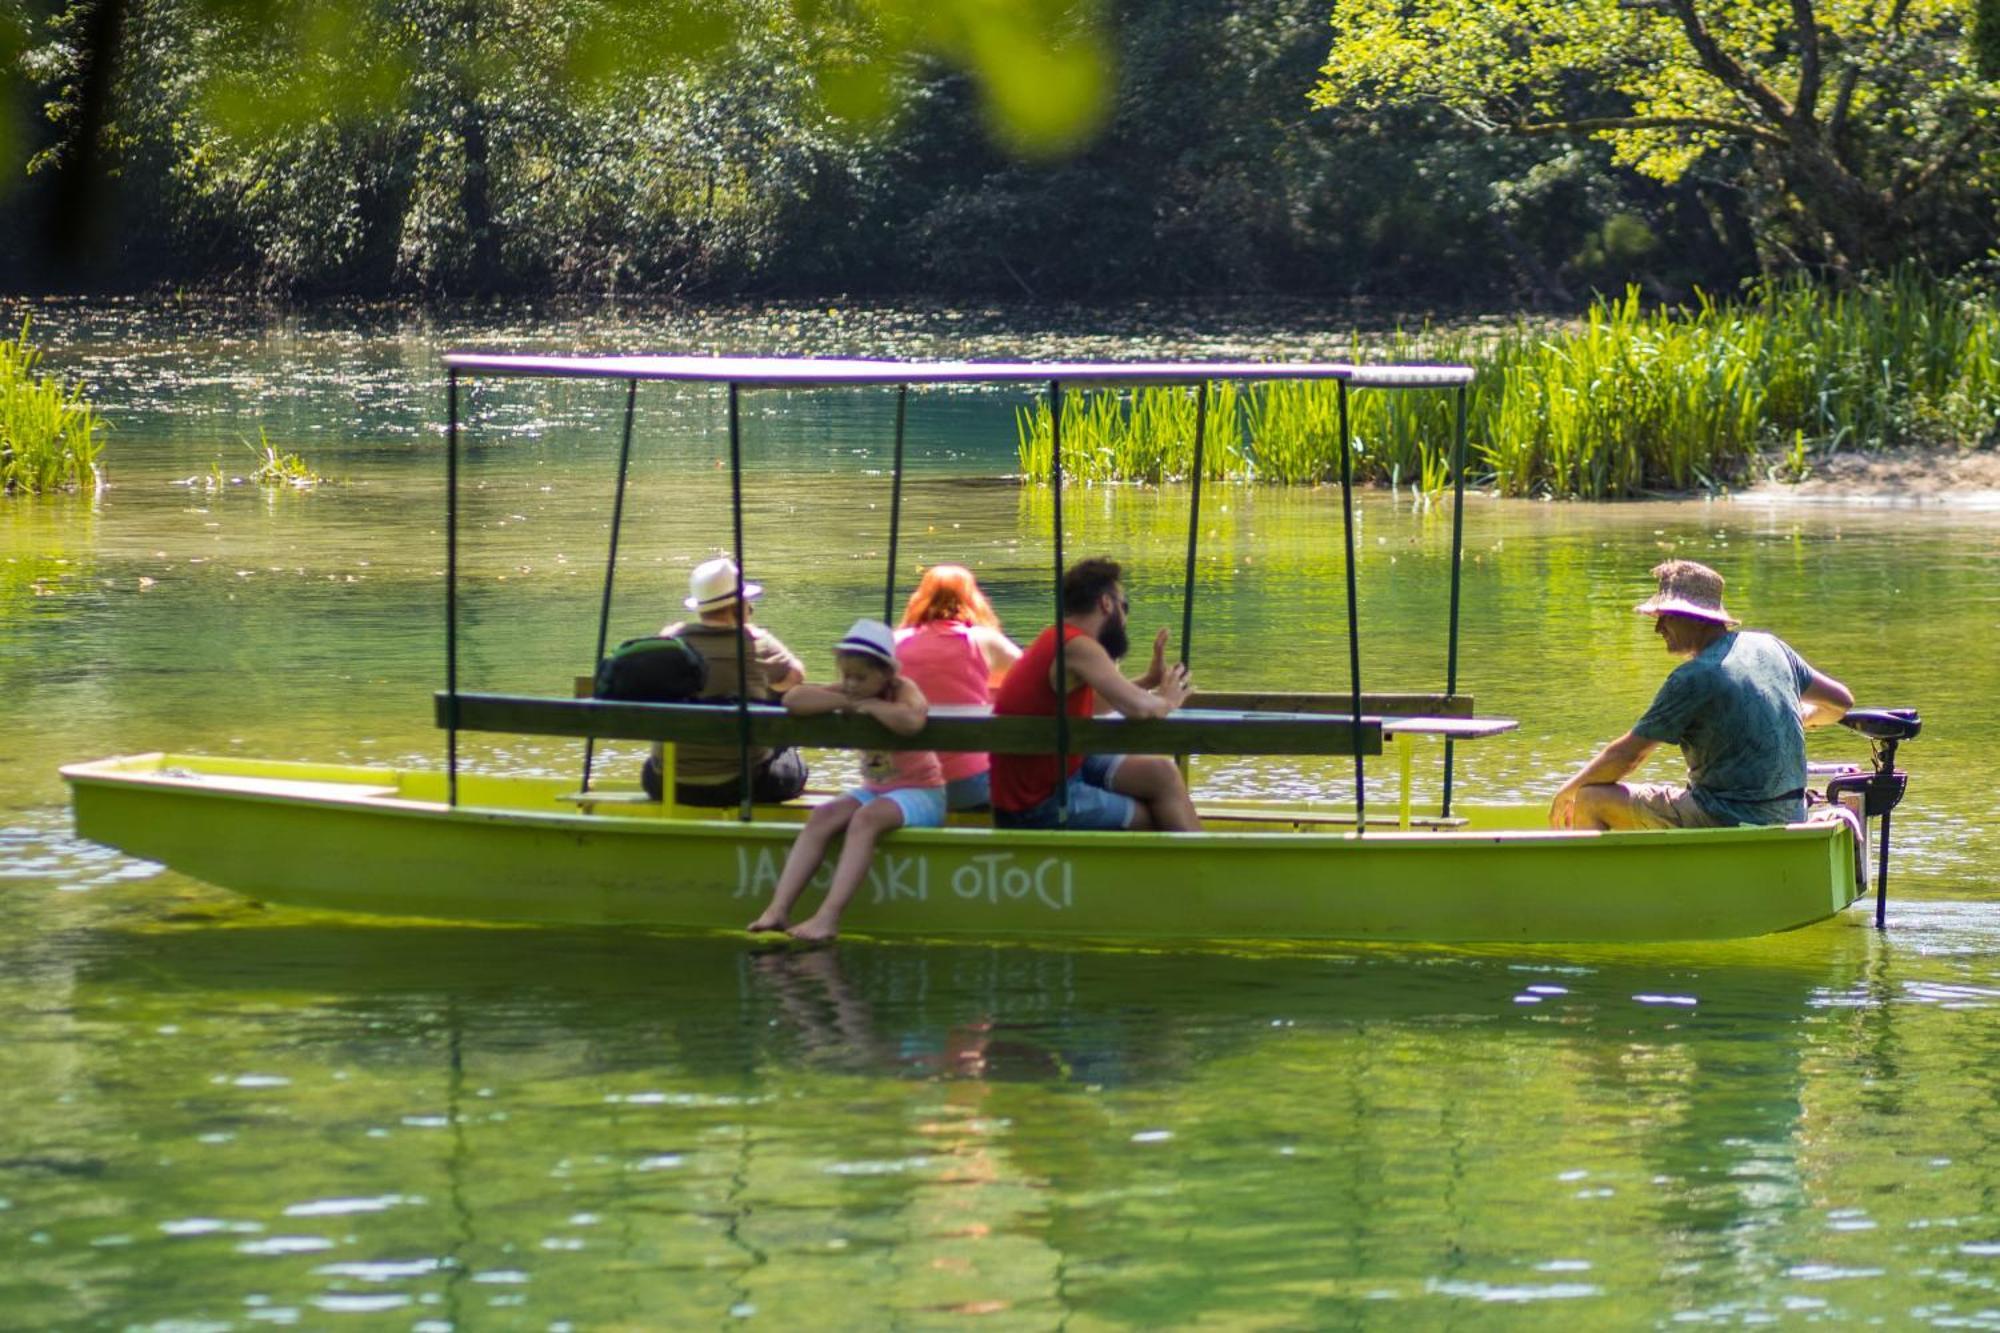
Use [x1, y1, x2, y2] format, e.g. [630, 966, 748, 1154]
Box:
[1136, 627, 1173, 689]
[1154, 661, 1192, 712]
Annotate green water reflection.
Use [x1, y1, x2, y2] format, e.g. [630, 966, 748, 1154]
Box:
[8, 913, 2000, 1327]
[4, 304, 1999, 1326]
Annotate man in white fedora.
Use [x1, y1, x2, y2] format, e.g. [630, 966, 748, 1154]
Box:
[1550, 559, 1853, 830]
[643, 556, 808, 806]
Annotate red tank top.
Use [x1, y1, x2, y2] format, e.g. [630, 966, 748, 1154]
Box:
[990, 625, 1093, 812]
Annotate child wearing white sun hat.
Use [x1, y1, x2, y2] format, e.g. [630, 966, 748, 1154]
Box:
[746, 618, 946, 943]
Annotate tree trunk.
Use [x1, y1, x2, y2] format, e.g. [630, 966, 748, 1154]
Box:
[43, 0, 126, 275]
[1781, 123, 1896, 271]
[455, 0, 499, 290]
[1694, 178, 1764, 275]
[1978, 0, 2000, 80]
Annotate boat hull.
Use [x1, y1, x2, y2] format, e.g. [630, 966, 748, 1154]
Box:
[63, 754, 1863, 943]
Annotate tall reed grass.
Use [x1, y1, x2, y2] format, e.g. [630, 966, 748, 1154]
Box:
[1017, 272, 2000, 498]
[1016, 380, 1249, 483]
[1, 318, 106, 495]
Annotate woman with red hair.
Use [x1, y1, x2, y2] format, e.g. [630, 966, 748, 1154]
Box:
[896, 565, 1022, 812]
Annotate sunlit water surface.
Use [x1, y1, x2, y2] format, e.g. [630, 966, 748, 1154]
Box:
[4, 299, 1998, 1328]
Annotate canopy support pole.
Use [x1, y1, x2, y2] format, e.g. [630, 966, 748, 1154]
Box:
[1050, 381, 1069, 829]
[1442, 383, 1469, 816]
[729, 383, 752, 823]
[1176, 382, 1210, 783]
[581, 378, 638, 792]
[1338, 382, 1366, 830]
[884, 384, 908, 623]
[446, 370, 460, 807]
[1179, 382, 1209, 669]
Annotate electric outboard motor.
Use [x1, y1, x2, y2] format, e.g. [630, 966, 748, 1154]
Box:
[1820, 707, 1921, 929]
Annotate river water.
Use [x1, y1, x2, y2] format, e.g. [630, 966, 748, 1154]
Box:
[4, 299, 1999, 1328]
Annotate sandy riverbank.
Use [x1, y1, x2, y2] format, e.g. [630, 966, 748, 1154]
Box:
[1741, 446, 2000, 507]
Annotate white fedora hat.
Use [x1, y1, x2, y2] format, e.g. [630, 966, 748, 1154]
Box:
[685, 556, 763, 611]
[1634, 559, 1739, 626]
[833, 618, 898, 667]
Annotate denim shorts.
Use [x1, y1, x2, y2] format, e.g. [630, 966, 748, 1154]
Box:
[944, 771, 991, 812]
[992, 754, 1136, 831]
[846, 784, 949, 828]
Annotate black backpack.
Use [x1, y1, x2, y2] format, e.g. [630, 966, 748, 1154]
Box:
[594, 635, 709, 703]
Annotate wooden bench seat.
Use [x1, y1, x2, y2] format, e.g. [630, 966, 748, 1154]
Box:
[478, 690, 1518, 831]
[443, 694, 1387, 757]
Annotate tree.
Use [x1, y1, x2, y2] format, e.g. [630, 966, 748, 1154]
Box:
[7, 0, 1113, 281]
[1311, 0, 2000, 271]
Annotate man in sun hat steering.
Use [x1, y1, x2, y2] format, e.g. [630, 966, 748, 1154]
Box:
[643, 556, 808, 806]
[1549, 559, 1853, 830]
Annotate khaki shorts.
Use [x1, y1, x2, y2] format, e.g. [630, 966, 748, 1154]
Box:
[1621, 782, 1728, 830]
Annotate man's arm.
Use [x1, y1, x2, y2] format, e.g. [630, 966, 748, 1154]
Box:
[1799, 667, 1853, 728]
[1061, 635, 1190, 720]
[754, 630, 806, 695]
[1549, 730, 1660, 828]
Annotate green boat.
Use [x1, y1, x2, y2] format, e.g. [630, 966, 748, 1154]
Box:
[64, 751, 1870, 942]
[62, 355, 1916, 943]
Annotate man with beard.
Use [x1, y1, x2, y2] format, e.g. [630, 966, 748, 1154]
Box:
[989, 556, 1200, 831]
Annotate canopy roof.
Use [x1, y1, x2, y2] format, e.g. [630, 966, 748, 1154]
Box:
[441, 353, 1474, 390]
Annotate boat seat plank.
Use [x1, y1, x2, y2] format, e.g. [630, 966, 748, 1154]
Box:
[442, 692, 1384, 757]
[555, 790, 660, 806]
[1188, 690, 1474, 717]
[574, 680, 1473, 717]
[156, 772, 402, 802]
[1382, 716, 1519, 739]
[1200, 807, 1470, 829]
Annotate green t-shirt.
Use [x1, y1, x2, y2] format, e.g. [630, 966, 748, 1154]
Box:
[1632, 630, 1814, 826]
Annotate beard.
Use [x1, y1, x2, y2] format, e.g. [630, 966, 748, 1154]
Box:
[1097, 612, 1130, 662]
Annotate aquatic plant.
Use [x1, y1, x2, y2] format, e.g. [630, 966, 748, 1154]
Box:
[0, 318, 106, 495]
[1015, 381, 1247, 484]
[183, 432, 327, 491]
[246, 431, 325, 488]
[1017, 272, 2000, 498]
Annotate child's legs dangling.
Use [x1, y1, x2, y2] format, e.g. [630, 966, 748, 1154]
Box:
[789, 787, 944, 941]
[748, 796, 860, 931]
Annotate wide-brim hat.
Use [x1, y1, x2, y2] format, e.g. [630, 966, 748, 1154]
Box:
[833, 618, 898, 668]
[1634, 559, 1739, 626]
[685, 556, 763, 611]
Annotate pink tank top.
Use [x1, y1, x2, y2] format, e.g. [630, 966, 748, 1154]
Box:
[895, 622, 994, 782]
[861, 743, 945, 793]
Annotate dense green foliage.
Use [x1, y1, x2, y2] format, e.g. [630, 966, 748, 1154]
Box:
[6, 0, 1114, 295]
[7, 0, 1988, 301]
[1017, 273, 2000, 497]
[1313, 0, 2000, 274]
[0, 318, 104, 494]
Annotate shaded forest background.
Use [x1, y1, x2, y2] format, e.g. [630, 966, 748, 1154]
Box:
[3, 0, 1996, 306]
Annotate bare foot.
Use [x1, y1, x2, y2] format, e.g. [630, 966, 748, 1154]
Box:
[786, 915, 839, 944]
[746, 910, 790, 933]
